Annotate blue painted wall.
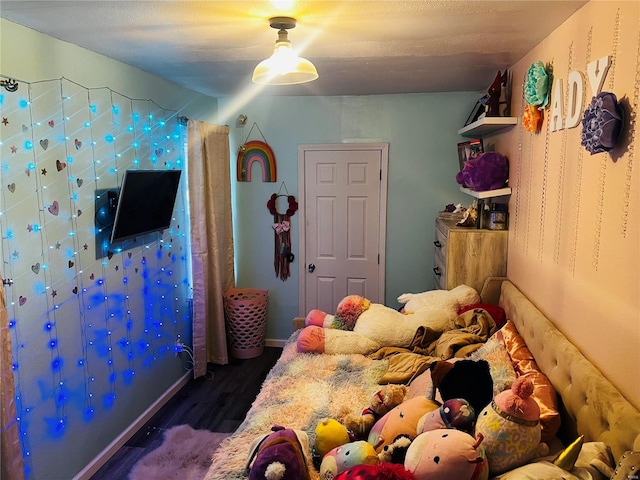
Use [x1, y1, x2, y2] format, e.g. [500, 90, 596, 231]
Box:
[1, 19, 217, 479]
[220, 93, 479, 342]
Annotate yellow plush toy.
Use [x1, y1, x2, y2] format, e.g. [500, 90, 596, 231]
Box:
[339, 384, 408, 439]
[314, 418, 350, 459]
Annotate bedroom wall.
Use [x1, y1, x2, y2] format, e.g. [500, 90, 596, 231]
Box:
[489, 1, 639, 410]
[219, 92, 479, 342]
[1, 19, 218, 479]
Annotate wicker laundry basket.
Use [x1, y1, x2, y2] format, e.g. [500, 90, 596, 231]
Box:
[223, 288, 269, 359]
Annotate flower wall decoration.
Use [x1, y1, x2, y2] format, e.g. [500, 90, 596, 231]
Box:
[522, 61, 551, 134]
[523, 104, 543, 133]
[524, 61, 551, 108]
[580, 91, 624, 155]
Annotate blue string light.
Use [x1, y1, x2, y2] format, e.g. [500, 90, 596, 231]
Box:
[5, 77, 190, 478]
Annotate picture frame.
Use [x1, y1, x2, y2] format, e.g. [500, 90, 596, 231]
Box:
[457, 138, 484, 171]
[464, 100, 485, 126]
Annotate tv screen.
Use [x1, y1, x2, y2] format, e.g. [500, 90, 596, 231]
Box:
[110, 169, 182, 243]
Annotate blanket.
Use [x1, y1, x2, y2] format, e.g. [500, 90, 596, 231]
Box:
[371, 308, 497, 384]
[204, 331, 388, 480]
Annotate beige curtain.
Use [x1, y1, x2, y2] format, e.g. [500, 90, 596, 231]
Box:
[187, 120, 235, 377]
[1, 274, 25, 480]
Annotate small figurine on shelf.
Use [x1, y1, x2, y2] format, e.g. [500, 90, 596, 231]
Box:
[480, 71, 508, 117]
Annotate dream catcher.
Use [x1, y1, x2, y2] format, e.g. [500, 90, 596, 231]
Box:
[267, 183, 298, 281]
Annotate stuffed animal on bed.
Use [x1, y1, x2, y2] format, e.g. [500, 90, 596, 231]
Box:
[368, 396, 440, 456]
[246, 425, 311, 480]
[404, 428, 489, 480]
[417, 398, 476, 435]
[340, 385, 408, 439]
[319, 440, 378, 480]
[314, 418, 351, 459]
[334, 462, 416, 480]
[297, 285, 480, 355]
[474, 376, 549, 475]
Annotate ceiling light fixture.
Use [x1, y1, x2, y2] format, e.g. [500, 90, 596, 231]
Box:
[252, 16, 318, 85]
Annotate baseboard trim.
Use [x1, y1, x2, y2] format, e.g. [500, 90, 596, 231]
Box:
[265, 337, 287, 348]
[73, 371, 191, 480]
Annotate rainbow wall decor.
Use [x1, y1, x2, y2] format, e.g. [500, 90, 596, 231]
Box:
[237, 140, 277, 182]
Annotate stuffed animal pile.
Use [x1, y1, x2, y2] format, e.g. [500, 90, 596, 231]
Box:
[297, 285, 480, 355]
[246, 287, 585, 480]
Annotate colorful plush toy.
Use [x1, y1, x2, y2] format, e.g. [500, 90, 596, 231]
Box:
[340, 385, 408, 439]
[334, 462, 416, 480]
[314, 418, 350, 459]
[417, 398, 476, 435]
[455, 151, 509, 192]
[246, 425, 311, 480]
[474, 376, 549, 475]
[319, 440, 379, 480]
[368, 396, 440, 454]
[404, 429, 489, 480]
[297, 285, 480, 355]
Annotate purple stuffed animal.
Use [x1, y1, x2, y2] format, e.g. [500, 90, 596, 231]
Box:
[456, 152, 508, 192]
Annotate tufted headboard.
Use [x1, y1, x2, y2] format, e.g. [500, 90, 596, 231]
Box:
[499, 280, 640, 461]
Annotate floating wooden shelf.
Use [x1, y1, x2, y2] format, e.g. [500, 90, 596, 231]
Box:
[459, 186, 511, 198]
[458, 116, 518, 137]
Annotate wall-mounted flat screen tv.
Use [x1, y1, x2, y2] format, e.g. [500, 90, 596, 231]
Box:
[110, 169, 182, 243]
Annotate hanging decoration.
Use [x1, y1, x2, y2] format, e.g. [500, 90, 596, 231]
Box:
[237, 122, 277, 182]
[580, 91, 624, 155]
[267, 182, 298, 280]
[523, 61, 551, 133]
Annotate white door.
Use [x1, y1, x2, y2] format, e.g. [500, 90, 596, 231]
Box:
[298, 143, 388, 316]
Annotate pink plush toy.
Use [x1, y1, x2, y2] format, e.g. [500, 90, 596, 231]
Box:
[404, 429, 489, 480]
[474, 376, 549, 475]
[456, 151, 508, 192]
[368, 396, 440, 455]
[298, 285, 480, 355]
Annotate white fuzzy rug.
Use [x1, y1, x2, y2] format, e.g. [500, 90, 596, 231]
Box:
[204, 331, 388, 480]
[129, 425, 231, 480]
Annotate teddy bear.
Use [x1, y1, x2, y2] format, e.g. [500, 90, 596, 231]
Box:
[474, 376, 549, 475]
[456, 151, 508, 192]
[404, 428, 489, 480]
[340, 385, 408, 439]
[297, 285, 480, 355]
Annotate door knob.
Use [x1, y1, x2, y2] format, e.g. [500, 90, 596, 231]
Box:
[308, 263, 316, 273]
[2, 278, 14, 286]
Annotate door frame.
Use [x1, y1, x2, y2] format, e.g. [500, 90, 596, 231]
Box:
[297, 143, 389, 316]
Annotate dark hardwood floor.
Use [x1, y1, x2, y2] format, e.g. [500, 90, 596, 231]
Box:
[90, 346, 283, 480]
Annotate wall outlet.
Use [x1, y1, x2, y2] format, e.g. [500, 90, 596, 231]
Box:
[175, 339, 183, 357]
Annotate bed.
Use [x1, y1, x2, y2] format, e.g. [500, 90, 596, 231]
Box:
[205, 280, 640, 480]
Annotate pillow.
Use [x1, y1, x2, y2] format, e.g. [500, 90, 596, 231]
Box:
[611, 451, 640, 480]
[494, 441, 614, 480]
[468, 336, 517, 396]
[458, 303, 507, 328]
[497, 321, 561, 443]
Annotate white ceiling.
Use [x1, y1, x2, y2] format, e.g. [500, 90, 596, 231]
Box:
[1, 1, 588, 98]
